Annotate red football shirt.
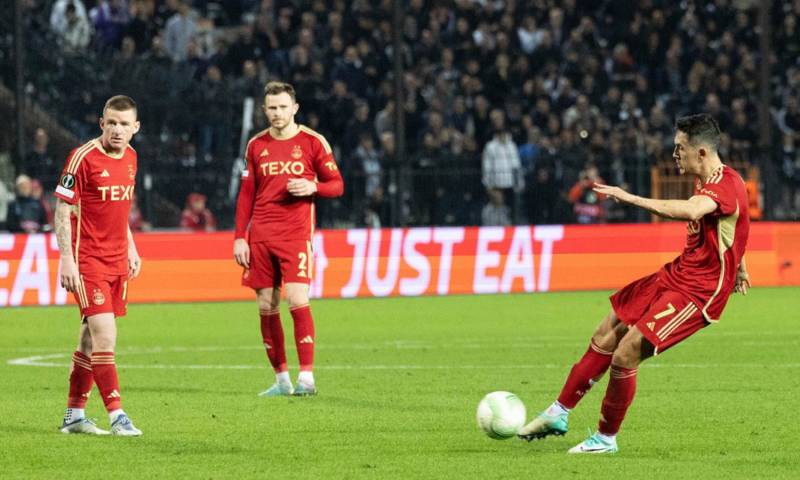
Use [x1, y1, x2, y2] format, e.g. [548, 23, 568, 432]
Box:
[657, 165, 750, 321]
[54, 139, 137, 276]
[235, 125, 344, 242]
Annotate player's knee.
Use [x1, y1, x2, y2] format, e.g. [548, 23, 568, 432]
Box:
[91, 335, 116, 352]
[256, 290, 279, 311]
[284, 283, 309, 308]
[611, 339, 641, 369]
[257, 297, 277, 311]
[78, 337, 93, 355]
[592, 332, 617, 353]
[286, 293, 309, 309]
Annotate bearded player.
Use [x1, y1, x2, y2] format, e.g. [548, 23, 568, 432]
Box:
[518, 114, 751, 453]
[234, 81, 343, 397]
[55, 95, 143, 436]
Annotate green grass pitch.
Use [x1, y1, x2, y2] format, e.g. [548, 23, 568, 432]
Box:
[1, 288, 798, 479]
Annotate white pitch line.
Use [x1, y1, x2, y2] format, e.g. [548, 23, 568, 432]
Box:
[6, 351, 800, 370]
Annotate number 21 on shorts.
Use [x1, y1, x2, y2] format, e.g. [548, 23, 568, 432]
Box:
[297, 241, 313, 279]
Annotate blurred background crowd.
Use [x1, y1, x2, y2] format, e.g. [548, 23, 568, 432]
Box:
[1, 0, 799, 233]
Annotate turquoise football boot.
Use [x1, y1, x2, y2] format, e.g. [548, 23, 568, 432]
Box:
[518, 410, 568, 441]
[258, 382, 294, 397]
[292, 381, 317, 396]
[567, 431, 618, 454]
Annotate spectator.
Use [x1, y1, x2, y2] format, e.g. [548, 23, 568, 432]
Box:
[23, 128, 57, 187]
[517, 15, 544, 55]
[343, 101, 372, 156]
[0, 180, 12, 230]
[90, 0, 130, 50]
[777, 95, 800, 139]
[127, 0, 158, 54]
[128, 193, 152, 232]
[568, 164, 607, 224]
[482, 109, 523, 220]
[195, 65, 232, 161]
[50, 0, 89, 37]
[481, 188, 511, 226]
[180, 193, 216, 232]
[6, 175, 49, 233]
[374, 100, 394, 138]
[58, 2, 92, 53]
[355, 133, 382, 200]
[30, 179, 54, 227]
[164, 1, 198, 62]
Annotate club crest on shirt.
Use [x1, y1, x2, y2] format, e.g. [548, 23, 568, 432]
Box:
[92, 289, 105, 305]
[60, 174, 75, 189]
[291, 145, 303, 159]
[128, 164, 135, 180]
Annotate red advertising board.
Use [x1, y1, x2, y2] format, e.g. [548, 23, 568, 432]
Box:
[1, 223, 798, 307]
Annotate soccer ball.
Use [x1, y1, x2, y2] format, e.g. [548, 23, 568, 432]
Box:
[476, 391, 526, 440]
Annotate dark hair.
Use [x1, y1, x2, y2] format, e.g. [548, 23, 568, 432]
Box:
[263, 81, 296, 102]
[103, 95, 137, 116]
[676, 113, 721, 151]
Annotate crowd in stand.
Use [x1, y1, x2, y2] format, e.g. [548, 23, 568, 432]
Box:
[4, 0, 800, 231]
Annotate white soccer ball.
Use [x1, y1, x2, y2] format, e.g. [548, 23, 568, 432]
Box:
[476, 391, 526, 440]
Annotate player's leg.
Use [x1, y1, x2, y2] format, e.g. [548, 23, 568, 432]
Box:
[568, 328, 653, 454]
[257, 286, 293, 397]
[61, 321, 108, 434]
[570, 291, 703, 453]
[274, 239, 316, 396]
[285, 282, 316, 396]
[248, 242, 292, 396]
[86, 311, 141, 436]
[519, 311, 623, 440]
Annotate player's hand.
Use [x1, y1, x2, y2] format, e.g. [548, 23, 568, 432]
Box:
[234, 238, 250, 268]
[592, 183, 631, 203]
[128, 246, 142, 279]
[287, 178, 318, 197]
[734, 270, 751, 295]
[59, 257, 80, 293]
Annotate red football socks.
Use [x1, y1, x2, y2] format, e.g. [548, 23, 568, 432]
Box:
[67, 351, 94, 408]
[259, 309, 288, 373]
[91, 351, 121, 412]
[556, 340, 614, 409]
[598, 365, 638, 435]
[290, 305, 315, 371]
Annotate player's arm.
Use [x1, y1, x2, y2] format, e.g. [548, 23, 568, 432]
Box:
[288, 134, 344, 198]
[55, 199, 80, 293]
[312, 161, 344, 198]
[127, 225, 142, 279]
[233, 152, 256, 268]
[735, 256, 751, 295]
[593, 183, 717, 221]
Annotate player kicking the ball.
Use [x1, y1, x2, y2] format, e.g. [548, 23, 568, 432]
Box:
[518, 114, 751, 453]
[55, 96, 143, 436]
[234, 81, 343, 397]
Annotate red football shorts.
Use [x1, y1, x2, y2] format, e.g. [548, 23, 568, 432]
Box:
[242, 240, 313, 289]
[74, 274, 128, 319]
[610, 273, 708, 355]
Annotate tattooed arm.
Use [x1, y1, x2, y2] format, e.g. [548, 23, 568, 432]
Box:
[55, 199, 80, 292]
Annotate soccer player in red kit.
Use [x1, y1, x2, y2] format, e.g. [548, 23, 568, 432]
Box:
[518, 114, 751, 453]
[234, 81, 343, 396]
[55, 95, 143, 436]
